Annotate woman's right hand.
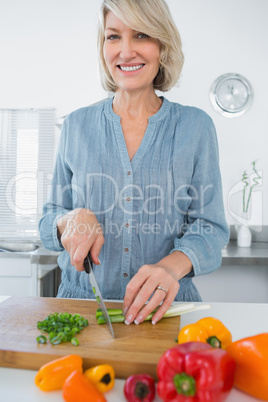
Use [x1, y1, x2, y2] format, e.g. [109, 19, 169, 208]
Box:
[57, 208, 104, 271]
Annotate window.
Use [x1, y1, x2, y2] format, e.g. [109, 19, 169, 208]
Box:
[0, 108, 55, 241]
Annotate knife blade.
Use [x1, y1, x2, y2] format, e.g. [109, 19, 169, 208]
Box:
[84, 254, 115, 338]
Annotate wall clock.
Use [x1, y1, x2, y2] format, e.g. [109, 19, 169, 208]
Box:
[210, 73, 253, 117]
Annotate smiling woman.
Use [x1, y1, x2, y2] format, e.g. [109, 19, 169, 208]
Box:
[103, 13, 161, 114]
[97, 0, 184, 93]
[103, 12, 161, 95]
[39, 0, 229, 328]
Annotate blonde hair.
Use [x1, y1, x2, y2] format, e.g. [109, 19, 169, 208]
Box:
[97, 0, 184, 92]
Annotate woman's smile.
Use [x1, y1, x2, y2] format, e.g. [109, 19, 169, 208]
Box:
[118, 64, 145, 72]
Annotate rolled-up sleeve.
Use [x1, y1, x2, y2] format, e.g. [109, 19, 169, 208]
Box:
[170, 117, 229, 277]
[39, 117, 72, 251]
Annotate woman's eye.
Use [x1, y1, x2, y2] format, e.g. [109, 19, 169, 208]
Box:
[106, 34, 119, 40]
[137, 33, 150, 39]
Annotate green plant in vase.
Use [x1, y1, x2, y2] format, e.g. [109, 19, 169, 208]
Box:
[242, 161, 262, 215]
[238, 161, 261, 247]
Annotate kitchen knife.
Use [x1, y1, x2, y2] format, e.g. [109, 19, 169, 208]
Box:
[84, 254, 115, 338]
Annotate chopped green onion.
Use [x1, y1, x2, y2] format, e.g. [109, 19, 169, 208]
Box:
[71, 337, 79, 346]
[36, 312, 89, 345]
[36, 335, 47, 344]
[96, 296, 100, 304]
[97, 315, 125, 324]
[96, 304, 211, 324]
[50, 336, 62, 345]
[96, 308, 123, 318]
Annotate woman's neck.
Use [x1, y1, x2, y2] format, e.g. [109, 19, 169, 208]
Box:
[112, 89, 162, 119]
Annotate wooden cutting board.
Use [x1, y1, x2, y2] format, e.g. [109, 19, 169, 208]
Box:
[0, 297, 180, 379]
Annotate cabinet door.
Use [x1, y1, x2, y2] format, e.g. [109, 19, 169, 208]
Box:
[0, 258, 34, 297]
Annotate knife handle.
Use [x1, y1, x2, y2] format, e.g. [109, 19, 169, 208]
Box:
[84, 253, 93, 274]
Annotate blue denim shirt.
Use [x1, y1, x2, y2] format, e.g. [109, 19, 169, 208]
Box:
[39, 97, 229, 301]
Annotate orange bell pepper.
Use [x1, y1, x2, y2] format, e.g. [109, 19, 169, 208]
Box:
[178, 317, 232, 349]
[84, 364, 115, 392]
[226, 333, 268, 400]
[35, 354, 83, 391]
[62, 370, 106, 402]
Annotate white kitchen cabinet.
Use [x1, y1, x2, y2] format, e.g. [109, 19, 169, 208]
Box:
[193, 264, 268, 303]
[0, 256, 58, 297]
[193, 240, 268, 303]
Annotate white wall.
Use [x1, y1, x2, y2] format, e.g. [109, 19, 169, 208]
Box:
[0, 0, 106, 115]
[1, 0, 268, 226]
[166, 0, 268, 229]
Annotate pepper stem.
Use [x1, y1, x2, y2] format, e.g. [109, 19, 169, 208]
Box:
[173, 373, 196, 396]
[135, 381, 149, 399]
[206, 335, 221, 348]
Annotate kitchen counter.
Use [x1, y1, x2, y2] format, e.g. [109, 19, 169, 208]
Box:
[1, 240, 268, 266]
[0, 245, 60, 264]
[0, 247, 60, 297]
[222, 241, 268, 266]
[0, 296, 267, 402]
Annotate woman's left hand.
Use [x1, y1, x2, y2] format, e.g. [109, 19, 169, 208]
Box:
[123, 251, 192, 325]
[123, 264, 180, 325]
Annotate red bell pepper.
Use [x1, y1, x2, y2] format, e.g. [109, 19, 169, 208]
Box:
[124, 374, 155, 402]
[157, 341, 235, 402]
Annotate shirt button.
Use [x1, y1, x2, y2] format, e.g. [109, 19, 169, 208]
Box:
[127, 171, 131, 176]
[123, 273, 128, 277]
[126, 197, 131, 201]
[125, 223, 129, 228]
[124, 247, 129, 252]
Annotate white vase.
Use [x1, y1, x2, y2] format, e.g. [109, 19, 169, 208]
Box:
[237, 219, 252, 248]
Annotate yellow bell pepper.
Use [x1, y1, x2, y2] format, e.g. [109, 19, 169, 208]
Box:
[35, 354, 83, 391]
[178, 317, 232, 349]
[84, 364, 115, 393]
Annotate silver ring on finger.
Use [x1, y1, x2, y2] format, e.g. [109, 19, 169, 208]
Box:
[156, 286, 167, 295]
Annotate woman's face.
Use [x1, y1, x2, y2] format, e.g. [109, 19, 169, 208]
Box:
[103, 11, 160, 94]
